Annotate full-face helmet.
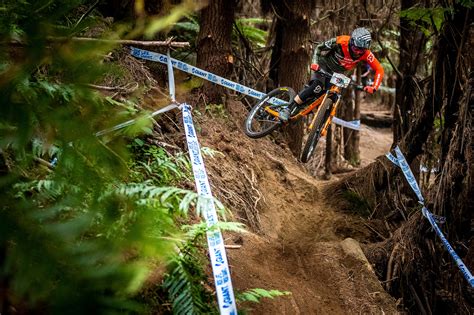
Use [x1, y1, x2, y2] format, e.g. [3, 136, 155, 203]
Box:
[350, 27, 371, 56]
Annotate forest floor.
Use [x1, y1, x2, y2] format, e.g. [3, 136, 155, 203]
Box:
[186, 95, 398, 314]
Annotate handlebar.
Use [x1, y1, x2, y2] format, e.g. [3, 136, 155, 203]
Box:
[313, 67, 365, 91]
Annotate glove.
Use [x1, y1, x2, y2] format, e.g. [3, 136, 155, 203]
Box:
[364, 86, 376, 94]
[310, 63, 320, 72]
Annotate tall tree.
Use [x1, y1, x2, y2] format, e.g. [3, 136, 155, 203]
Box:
[264, 0, 315, 156]
[196, 0, 237, 104]
[392, 0, 428, 143]
[337, 2, 473, 313]
[422, 3, 472, 312]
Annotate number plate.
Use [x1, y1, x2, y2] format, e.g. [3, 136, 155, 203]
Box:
[330, 72, 351, 88]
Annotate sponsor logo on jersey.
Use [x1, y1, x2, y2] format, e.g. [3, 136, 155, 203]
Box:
[367, 52, 375, 62]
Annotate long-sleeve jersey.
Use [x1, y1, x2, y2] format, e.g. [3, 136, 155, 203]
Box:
[313, 35, 384, 90]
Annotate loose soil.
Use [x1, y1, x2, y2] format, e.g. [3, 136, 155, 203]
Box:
[192, 98, 397, 314]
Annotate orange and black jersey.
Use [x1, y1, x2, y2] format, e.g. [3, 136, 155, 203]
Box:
[313, 35, 384, 90]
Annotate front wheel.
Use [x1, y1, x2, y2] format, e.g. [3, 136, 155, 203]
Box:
[300, 98, 332, 163]
[244, 87, 295, 138]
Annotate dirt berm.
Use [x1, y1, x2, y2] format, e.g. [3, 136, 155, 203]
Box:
[191, 99, 397, 314]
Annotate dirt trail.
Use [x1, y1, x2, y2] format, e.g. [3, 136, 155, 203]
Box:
[196, 100, 396, 314]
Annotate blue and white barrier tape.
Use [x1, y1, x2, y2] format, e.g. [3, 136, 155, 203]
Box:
[130, 47, 359, 130]
[331, 117, 361, 131]
[393, 146, 424, 203]
[167, 49, 176, 102]
[387, 146, 474, 287]
[422, 206, 473, 286]
[131, 47, 269, 101]
[181, 104, 237, 314]
[385, 152, 399, 167]
[378, 86, 396, 94]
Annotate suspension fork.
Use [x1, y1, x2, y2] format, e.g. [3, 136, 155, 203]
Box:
[308, 91, 330, 131]
[320, 94, 342, 137]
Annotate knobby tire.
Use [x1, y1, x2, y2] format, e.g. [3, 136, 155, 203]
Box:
[244, 87, 295, 138]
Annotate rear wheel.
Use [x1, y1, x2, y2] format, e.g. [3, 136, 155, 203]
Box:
[244, 87, 295, 138]
[300, 98, 332, 163]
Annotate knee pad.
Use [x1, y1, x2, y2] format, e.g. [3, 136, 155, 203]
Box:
[299, 79, 324, 102]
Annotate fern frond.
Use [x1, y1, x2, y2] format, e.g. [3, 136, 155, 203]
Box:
[173, 21, 199, 33]
[163, 255, 216, 315]
[115, 183, 198, 216]
[236, 288, 291, 303]
[209, 221, 247, 234]
[196, 196, 229, 219]
[183, 221, 247, 241]
[14, 179, 65, 201]
[234, 18, 269, 48]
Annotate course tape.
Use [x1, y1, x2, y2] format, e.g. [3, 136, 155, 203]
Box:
[181, 104, 237, 314]
[377, 86, 396, 94]
[331, 117, 360, 131]
[131, 47, 269, 101]
[95, 104, 178, 136]
[167, 49, 176, 102]
[385, 152, 399, 167]
[394, 146, 424, 203]
[387, 146, 474, 288]
[130, 47, 359, 129]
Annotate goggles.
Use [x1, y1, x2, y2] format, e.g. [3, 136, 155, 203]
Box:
[351, 45, 366, 54]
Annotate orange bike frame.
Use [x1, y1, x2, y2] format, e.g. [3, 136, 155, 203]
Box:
[297, 86, 342, 137]
[263, 85, 342, 136]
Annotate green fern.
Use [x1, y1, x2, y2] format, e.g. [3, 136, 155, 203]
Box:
[0, 2, 193, 313]
[32, 138, 59, 159]
[130, 144, 192, 185]
[163, 253, 217, 315]
[236, 288, 291, 303]
[161, 219, 247, 314]
[116, 183, 195, 209]
[400, 7, 449, 35]
[174, 17, 200, 33]
[183, 221, 247, 241]
[234, 18, 269, 48]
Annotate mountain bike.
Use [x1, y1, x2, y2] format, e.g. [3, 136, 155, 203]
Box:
[244, 68, 363, 163]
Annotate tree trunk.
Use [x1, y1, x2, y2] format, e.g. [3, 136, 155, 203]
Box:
[392, 0, 428, 144]
[268, 16, 283, 92]
[427, 7, 473, 311]
[360, 4, 473, 313]
[196, 0, 237, 104]
[352, 66, 361, 165]
[343, 92, 354, 162]
[342, 66, 361, 165]
[271, 0, 315, 157]
[334, 0, 468, 212]
[324, 124, 333, 179]
[428, 72, 473, 314]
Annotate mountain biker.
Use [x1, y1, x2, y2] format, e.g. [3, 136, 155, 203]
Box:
[280, 27, 384, 122]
